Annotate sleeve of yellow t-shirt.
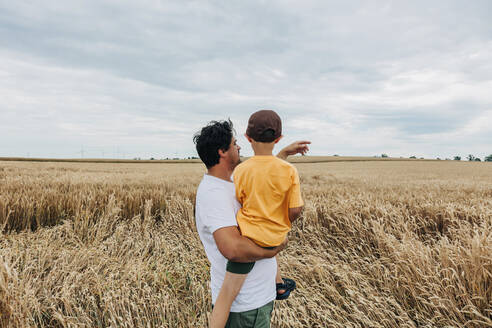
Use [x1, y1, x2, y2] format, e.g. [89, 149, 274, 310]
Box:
[288, 167, 304, 208]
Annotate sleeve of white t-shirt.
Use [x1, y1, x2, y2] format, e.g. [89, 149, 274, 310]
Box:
[204, 186, 238, 234]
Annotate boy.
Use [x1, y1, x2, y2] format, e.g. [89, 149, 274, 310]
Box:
[210, 110, 304, 327]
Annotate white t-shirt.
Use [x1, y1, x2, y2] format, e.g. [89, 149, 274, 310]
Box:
[195, 174, 277, 312]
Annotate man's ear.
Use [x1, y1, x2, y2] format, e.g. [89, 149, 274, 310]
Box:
[274, 135, 283, 144]
[218, 148, 227, 159]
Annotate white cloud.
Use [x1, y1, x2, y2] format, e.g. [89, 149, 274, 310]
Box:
[0, 0, 491, 159]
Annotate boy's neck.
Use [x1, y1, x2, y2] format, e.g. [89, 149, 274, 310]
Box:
[251, 140, 275, 156]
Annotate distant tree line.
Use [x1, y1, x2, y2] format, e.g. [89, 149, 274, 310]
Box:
[380, 154, 492, 161]
[453, 154, 492, 162]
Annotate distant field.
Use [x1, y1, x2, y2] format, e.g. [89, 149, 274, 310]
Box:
[0, 156, 203, 164]
[0, 155, 437, 164]
[1, 160, 491, 327]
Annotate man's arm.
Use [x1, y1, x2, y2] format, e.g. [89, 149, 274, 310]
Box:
[213, 226, 287, 262]
[277, 140, 311, 160]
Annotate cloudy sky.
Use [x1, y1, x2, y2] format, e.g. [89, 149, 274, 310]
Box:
[1, 0, 491, 159]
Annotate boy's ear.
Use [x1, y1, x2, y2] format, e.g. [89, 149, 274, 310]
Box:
[244, 133, 253, 143]
[274, 135, 283, 144]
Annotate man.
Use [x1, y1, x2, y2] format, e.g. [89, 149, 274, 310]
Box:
[193, 119, 309, 327]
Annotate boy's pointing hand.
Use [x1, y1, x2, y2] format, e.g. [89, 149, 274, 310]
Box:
[277, 141, 311, 160]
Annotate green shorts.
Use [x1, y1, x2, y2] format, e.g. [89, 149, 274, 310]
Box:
[226, 247, 276, 274]
[225, 301, 274, 328]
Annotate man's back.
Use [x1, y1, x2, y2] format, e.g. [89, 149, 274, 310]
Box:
[233, 155, 303, 247]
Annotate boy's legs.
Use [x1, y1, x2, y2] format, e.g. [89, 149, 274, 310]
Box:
[275, 255, 286, 294]
[210, 261, 254, 328]
[210, 272, 247, 328]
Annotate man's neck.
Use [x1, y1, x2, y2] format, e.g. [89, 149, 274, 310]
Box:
[207, 163, 233, 182]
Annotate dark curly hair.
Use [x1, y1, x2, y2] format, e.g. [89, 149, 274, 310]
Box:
[193, 119, 234, 169]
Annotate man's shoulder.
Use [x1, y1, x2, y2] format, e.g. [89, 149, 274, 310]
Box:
[197, 176, 234, 201]
[196, 176, 238, 230]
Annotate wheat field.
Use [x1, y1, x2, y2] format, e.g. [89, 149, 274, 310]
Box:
[1, 160, 491, 328]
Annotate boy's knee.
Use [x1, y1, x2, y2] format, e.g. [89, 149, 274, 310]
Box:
[226, 260, 255, 274]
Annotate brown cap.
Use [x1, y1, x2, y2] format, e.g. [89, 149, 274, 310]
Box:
[246, 110, 282, 142]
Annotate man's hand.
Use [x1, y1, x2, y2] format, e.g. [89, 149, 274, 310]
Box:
[258, 236, 289, 258]
[277, 141, 311, 160]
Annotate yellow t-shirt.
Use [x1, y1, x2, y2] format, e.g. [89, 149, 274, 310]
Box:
[233, 155, 304, 247]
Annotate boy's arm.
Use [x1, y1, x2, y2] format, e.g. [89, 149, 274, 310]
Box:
[289, 206, 303, 223]
[288, 166, 304, 222]
[213, 226, 287, 262]
[277, 141, 311, 160]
